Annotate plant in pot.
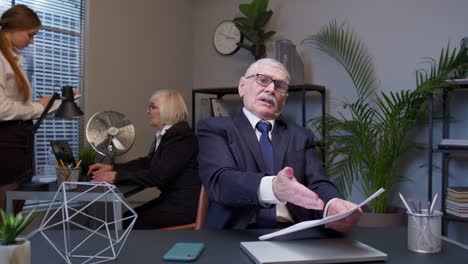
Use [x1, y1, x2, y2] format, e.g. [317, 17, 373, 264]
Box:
[0, 209, 33, 264]
[233, 0, 276, 60]
[302, 21, 464, 225]
[78, 144, 97, 181]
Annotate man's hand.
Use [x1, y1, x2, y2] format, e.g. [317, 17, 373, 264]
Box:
[87, 163, 113, 176]
[91, 171, 116, 184]
[325, 199, 363, 233]
[272, 167, 324, 210]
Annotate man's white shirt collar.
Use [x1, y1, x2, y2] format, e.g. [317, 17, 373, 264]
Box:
[242, 107, 275, 131]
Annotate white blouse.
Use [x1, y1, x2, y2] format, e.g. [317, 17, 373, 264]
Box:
[0, 50, 43, 121]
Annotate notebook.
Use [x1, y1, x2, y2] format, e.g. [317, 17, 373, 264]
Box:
[240, 238, 387, 264]
[50, 140, 76, 167]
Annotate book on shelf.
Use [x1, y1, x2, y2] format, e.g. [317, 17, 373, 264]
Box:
[446, 196, 468, 203]
[439, 139, 468, 150]
[445, 205, 468, 214]
[447, 186, 468, 199]
[446, 208, 468, 218]
[446, 199, 468, 208]
[446, 203, 468, 213]
[448, 186, 468, 193]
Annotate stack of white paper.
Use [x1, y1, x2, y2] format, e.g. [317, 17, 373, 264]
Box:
[259, 188, 385, 240]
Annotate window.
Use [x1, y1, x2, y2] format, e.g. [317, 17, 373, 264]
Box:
[0, 0, 86, 176]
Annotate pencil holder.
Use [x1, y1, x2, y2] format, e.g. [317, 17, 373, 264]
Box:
[407, 209, 442, 253]
[56, 167, 81, 190]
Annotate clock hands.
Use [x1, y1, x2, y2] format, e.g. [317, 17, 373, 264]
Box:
[214, 21, 242, 55]
[219, 32, 237, 41]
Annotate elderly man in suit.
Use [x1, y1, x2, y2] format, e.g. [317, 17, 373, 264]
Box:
[197, 58, 362, 231]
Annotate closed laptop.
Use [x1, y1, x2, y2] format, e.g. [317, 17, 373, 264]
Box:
[240, 238, 387, 264]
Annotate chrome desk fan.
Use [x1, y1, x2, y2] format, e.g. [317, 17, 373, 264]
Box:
[85, 111, 135, 165]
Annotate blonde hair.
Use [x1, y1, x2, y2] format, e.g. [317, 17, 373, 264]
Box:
[150, 89, 188, 124]
[0, 4, 41, 103]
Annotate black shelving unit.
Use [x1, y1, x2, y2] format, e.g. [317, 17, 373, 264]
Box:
[428, 79, 468, 236]
[191, 84, 326, 163]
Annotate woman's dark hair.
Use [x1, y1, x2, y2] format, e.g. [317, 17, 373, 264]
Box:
[0, 4, 41, 102]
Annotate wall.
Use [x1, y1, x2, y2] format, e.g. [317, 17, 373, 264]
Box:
[85, 0, 192, 162]
[192, 0, 468, 241]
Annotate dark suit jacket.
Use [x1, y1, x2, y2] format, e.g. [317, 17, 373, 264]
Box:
[197, 111, 343, 229]
[114, 121, 200, 229]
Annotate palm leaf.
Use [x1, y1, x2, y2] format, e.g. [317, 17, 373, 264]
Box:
[302, 20, 377, 101]
[304, 21, 464, 213]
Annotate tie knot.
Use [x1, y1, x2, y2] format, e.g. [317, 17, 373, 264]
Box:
[256, 121, 272, 133]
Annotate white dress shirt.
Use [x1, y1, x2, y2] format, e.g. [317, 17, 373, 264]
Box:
[154, 124, 173, 151]
[243, 108, 335, 223]
[242, 108, 294, 223]
[0, 50, 43, 121]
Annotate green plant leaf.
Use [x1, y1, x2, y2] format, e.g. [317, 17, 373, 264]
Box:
[237, 42, 255, 53]
[302, 20, 377, 102]
[303, 20, 464, 213]
[258, 30, 276, 43]
[256, 0, 269, 12]
[239, 3, 252, 18]
[233, 17, 249, 26]
[0, 209, 33, 245]
[233, 0, 274, 59]
[256, 11, 273, 28]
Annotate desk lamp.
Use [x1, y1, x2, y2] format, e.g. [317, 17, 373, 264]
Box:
[32, 85, 83, 133]
[21, 86, 83, 190]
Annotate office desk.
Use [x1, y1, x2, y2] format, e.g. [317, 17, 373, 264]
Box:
[29, 227, 468, 263]
[6, 183, 142, 230]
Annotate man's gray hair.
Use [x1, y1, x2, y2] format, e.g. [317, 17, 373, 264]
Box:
[244, 58, 291, 82]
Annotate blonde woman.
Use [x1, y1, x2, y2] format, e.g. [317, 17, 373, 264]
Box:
[89, 90, 200, 229]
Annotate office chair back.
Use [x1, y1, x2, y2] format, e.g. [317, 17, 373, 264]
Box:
[160, 186, 208, 230]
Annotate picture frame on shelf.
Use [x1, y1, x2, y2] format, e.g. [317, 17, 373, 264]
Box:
[210, 98, 229, 117]
[199, 98, 213, 120]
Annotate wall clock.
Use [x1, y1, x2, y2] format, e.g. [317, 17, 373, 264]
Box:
[213, 20, 243, 55]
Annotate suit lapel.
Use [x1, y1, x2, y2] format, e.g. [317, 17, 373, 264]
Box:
[233, 112, 266, 172]
[151, 122, 182, 158]
[272, 118, 289, 174]
[147, 136, 157, 157]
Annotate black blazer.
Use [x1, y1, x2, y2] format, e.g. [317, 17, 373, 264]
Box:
[114, 121, 200, 227]
[197, 111, 343, 229]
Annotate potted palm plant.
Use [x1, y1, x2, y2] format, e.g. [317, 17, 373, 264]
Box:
[302, 21, 463, 222]
[0, 209, 33, 264]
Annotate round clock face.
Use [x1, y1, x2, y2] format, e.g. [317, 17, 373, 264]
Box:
[213, 21, 242, 55]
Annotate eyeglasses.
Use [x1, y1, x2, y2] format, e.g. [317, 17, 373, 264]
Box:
[147, 104, 158, 111]
[245, 73, 289, 93]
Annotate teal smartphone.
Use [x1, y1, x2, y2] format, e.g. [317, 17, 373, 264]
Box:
[162, 242, 205, 262]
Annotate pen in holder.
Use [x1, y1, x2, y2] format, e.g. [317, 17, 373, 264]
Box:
[56, 167, 81, 190]
[407, 209, 442, 253]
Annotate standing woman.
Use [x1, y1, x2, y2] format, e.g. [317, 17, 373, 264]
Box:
[89, 90, 200, 229]
[0, 5, 51, 212]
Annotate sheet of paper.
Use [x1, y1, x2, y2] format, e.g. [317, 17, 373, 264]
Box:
[259, 188, 385, 240]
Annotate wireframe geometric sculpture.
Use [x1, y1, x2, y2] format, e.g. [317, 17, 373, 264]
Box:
[36, 182, 137, 264]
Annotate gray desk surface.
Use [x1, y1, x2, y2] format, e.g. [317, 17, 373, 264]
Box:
[7, 183, 142, 211]
[14, 182, 142, 196]
[29, 227, 468, 263]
